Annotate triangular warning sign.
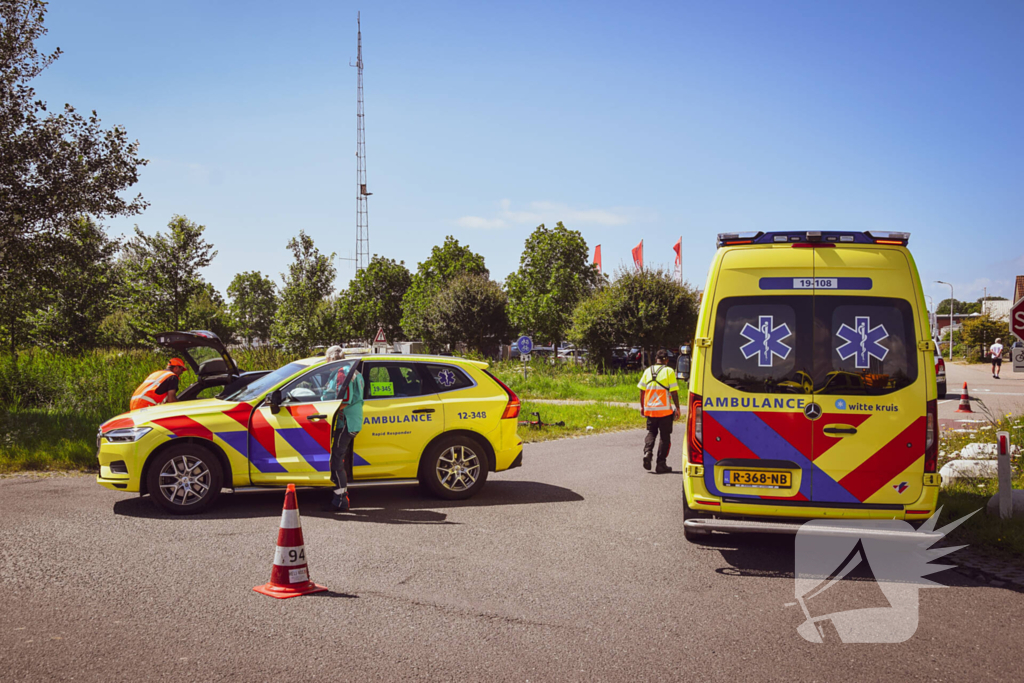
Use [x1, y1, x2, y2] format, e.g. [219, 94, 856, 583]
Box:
[373, 327, 388, 344]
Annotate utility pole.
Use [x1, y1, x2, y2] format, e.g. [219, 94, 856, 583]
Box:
[352, 12, 371, 271]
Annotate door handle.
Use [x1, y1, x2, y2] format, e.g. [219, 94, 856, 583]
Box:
[308, 414, 329, 421]
[412, 408, 435, 414]
[823, 427, 857, 435]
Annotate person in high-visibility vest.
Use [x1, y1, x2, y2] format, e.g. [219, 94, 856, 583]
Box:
[637, 349, 681, 473]
[323, 346, 364, 512]
[129, 358, 188, 411]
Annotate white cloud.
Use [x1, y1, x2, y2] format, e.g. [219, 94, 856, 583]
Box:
[456, 216, 507, 229]
[456, 199, 654, 229]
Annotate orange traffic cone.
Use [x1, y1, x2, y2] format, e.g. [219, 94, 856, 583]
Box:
[955, 382, 973, 414]
[253, 484, 327, 599]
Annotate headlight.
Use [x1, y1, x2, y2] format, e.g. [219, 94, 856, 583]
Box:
[103, 426, 153, 443]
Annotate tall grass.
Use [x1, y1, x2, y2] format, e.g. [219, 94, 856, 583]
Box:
[0, 347, 300, 472]
[489, 359, 668, 403]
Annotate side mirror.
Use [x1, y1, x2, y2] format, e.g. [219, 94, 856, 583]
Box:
[677, 345, 692, 382]
[269, 389, 282, 415]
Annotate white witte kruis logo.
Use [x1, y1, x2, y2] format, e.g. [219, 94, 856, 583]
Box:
[788, 509, 978, 643]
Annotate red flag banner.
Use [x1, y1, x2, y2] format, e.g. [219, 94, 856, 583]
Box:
[673, 238, 682, 282]
[593, 244, 602, 273]
[632, 240, 643, 272]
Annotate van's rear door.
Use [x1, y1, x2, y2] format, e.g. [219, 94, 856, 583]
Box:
[703, 246, 816, 503]
[808, 247, 926, 506]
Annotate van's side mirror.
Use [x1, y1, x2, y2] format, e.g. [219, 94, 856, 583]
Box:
[269, 389, 282, 415]
[677, 345, 692, 383]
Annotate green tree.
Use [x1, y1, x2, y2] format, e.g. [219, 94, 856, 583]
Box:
[401, 236, 488, 345]
[426, 275, 511, 355]
[117, 215, 218, 341]
[505, 222, 601, 348]
[338, 255, 411, 343]
[183, 283, 235, 343]
[960, 314, 1010, 353]
[936, 298, 980, 315]
[273, 231, 337, 352]
[227, 271, 278, 346]
[569, 267, 700, 367]
[1, 1, 147, 354]
[26, 216, 120, 351]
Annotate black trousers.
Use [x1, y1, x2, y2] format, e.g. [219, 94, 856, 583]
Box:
[644, 414, 674, 463]
[331, 425, 356, 490]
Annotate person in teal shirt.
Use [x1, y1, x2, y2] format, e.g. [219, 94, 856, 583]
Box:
[324, 346, 364, 512]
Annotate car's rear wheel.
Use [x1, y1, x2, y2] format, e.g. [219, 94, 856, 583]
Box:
[937, 380, 947, 399]
[146, 443, 223, 514]
[421, 435, 489, 500]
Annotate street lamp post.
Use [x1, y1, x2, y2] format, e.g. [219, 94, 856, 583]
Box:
[936, 281, 954, 361]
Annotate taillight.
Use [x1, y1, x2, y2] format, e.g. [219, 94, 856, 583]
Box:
[485, 371, 520, 420]
[924, 399, 938, 473]
[936, 359, 945, 377]
[688, 393, 703, 464]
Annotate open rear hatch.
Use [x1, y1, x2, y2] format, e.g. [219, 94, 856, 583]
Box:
[155, 330, 254, 400]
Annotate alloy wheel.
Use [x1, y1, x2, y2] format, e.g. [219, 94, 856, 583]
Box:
[435, 445, 481, 492]
[158, 454, 212, 506]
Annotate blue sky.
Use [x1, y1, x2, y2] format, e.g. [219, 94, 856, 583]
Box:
[33, 0, 1024, 306]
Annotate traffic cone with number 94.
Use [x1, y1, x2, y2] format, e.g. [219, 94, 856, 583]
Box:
[253, 484, 327, 599]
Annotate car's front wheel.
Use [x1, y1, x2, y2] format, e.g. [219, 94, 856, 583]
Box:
[146, 444, 224, 514]
[421, 435, 489, 500]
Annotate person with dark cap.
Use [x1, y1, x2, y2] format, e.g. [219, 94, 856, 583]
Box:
[637, 348, 681, 473]
[129, 358, 188, 411]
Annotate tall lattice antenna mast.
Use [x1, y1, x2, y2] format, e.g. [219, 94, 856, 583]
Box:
[353, 11, 371, 271]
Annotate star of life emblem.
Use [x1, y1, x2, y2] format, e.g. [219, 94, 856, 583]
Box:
[740, 315, 793, 367]
[437, 369, 456, 387]
[836, 316, 889, 369]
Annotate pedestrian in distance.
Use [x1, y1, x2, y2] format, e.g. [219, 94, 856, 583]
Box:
[324, 346, 364, 512]
[989, 337, 1004, 379]
[637, 348, 682, 474]
[129, 357, 188, 411]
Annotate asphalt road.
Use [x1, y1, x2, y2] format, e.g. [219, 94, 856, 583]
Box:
[2, 430, 1022, 682]
[940, 360, 1024, 427]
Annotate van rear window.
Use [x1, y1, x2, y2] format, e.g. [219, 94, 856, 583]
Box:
[712, 296, 917, 395]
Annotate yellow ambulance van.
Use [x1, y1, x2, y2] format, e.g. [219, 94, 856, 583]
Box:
[681, 231, 939, 541]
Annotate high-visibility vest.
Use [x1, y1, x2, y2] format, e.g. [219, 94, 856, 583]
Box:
[640, 365, 675, 417]
[130, 370, 175, 411]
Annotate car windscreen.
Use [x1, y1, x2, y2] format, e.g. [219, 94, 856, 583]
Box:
[223, 362, 309, 402]
[711, 295, 917, 396]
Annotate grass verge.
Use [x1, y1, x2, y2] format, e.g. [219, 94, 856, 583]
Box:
[517, 400, 646, 444]
[490, 359, 686, 403]
[937, 477, 1024, 561]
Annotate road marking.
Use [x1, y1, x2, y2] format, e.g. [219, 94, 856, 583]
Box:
[966, 392, 1024, 396]
[938, 400, 953, 405]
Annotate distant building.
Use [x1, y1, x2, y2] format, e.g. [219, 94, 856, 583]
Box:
[981, 299, 1011, 322]
[1015, 275, 1024, 303]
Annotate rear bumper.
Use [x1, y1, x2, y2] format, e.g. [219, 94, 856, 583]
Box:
[683, 516, 942, 541]
[683, 464, 940, 521]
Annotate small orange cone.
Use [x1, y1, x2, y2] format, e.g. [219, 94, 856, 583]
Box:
[955, 382, 973, 414]
[253, 484, 327, 599]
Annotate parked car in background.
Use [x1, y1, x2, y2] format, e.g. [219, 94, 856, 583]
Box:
[935, 350, 946, 399]
[557, 348, 588, 364]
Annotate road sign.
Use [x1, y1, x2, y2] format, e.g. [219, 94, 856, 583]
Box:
[373, 327, 388, 345]
[1013, 345, 1024, 373]
[516, 336, 533, 355]
[1012, 297, 1024, 343]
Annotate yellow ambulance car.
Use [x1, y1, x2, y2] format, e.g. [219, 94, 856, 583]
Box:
[681, 231, 939, 541]
[96, 355, 523, 514]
